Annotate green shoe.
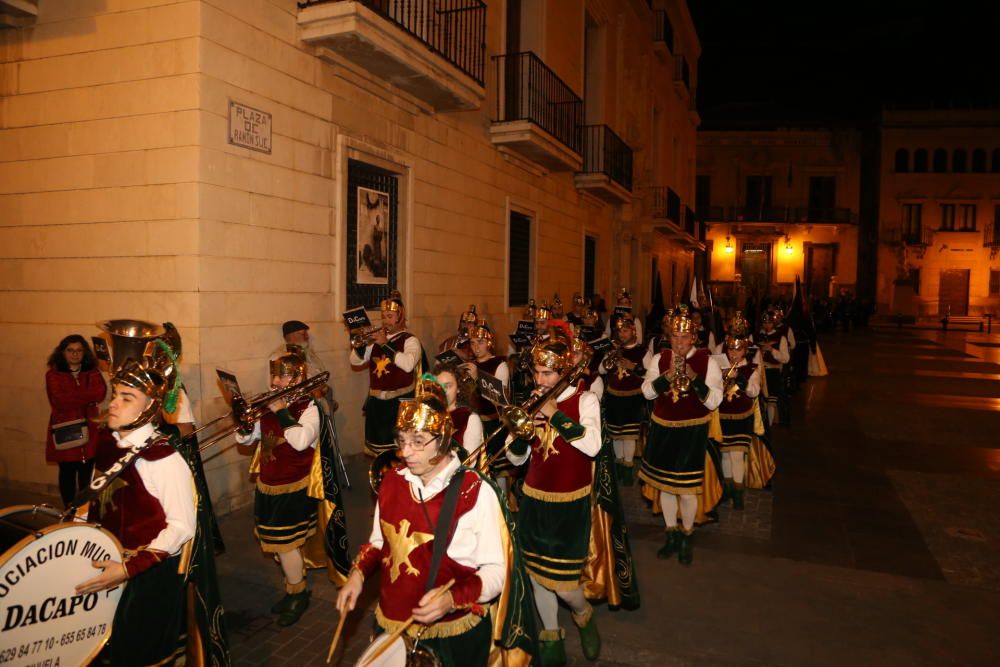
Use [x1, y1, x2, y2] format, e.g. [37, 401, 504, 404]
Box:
[276, 590, 310, 627]
[732, 485, 745, 511]
[678, 531, 694, 566]
[656, 528, 680, 560]
[269, 594, 292, 615]
[621, 463, 634, 487]
[538, 629, 567, 667]
[573, 606, 601, 661]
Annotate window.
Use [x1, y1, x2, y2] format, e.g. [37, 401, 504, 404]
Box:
[584, 235, 597, 299]
[745, 175, 773, 220]
[991, 270, 1000, 296]
[959, 204, 976, 231]
[971, 149, 987, 173]
[508, 211, 532, 307]
[808, 176, 837, 220]
[695, 174, 711, 218]
[913, 149, 928, 172]
[952, 149, 967, 173]
[903, 203, 922, 240]
[939, 203, 955, 231]
[932, 148, 948, 173]
[894, 148, 909, 172]
[992, 148, 1000, 173]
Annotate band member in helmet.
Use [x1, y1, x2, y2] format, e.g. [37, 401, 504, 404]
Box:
[640, 305, 723, 566]
[76, 325, 229, 665]
[758, 310, 791, 426]
[566, 293, 587, 326]
[235, 351, 324, 626]
[604, 288, 643, 342]
[599, 316, 646, 486]
[460, 321, 514, 488]
[506, 328, 603, 665]
[434, 362, 484, 461]
[349, 291, 423, 457]
[713, 313, 763, 509]
[438, 305, 479, 360]
[337, 377, 524, 667]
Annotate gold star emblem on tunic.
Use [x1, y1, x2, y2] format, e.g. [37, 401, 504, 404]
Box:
[96, 476, 129, 516]
[260, 432, 283, 465]
[381, 518, 433, 583]
[535, 424, 560, 462]
[374, 356, 392, 378]
[615, 364, 628, 381]
[725, 381, 741, 402]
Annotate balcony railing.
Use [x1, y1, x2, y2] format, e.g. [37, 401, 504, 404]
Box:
[653, 11, 674, 52]
[699, 205, 857, 224]
[1, 0, 38, 28]
[493, 52, 583, 154]
[299, 0, 486, 85]
[883, 226, 932, 247]
[580, 125, 633, 191]
[985, 223, 1000, 249]
[684, 206, 697, 237]
[649, 187, 682, 224]
[674, 55, 690, 90]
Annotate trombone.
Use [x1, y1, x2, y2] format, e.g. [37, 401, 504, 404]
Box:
[190, 372, 331, 452]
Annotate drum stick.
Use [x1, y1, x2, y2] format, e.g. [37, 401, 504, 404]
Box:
[360, 579, 456, 667]
[325, 609, 349, 664]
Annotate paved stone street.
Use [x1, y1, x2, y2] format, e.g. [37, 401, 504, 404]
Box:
[5, 328, 999, 665]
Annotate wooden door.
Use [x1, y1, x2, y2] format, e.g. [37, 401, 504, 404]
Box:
[938, 269, 970, 316]
[739, 241, 772, 292]
[806, 245, 835, 299]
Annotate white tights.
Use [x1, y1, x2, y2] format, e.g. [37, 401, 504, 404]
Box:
[530, 578, 589, 630]
[721, 451, 746, 484]
[278, 548, 305, 588]
[612, 438, 636, 463]
[659, 492, 698, 531]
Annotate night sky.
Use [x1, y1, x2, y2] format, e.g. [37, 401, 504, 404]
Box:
[690, 2, 1000, 128]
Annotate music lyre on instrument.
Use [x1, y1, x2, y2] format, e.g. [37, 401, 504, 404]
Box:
[359, 579, 456, 667]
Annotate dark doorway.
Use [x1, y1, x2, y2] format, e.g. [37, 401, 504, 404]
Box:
[739, 241, 772, 292]
[938, 269, 970, 316]
[806, 244, 837, 299]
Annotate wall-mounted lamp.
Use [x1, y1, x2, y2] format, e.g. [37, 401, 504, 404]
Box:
[784, 235, 793, 255]
[724, 235, 734, 253]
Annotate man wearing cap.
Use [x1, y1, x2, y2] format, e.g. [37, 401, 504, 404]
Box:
[349, 291, 423, 457]
[506, 328, 603, 665]
[640, 305, 723, 566]
[274, 320, 338, 410]
[75, 333, 229, 665]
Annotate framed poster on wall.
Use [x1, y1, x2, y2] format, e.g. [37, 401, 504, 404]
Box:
[347, 160, 398, 309]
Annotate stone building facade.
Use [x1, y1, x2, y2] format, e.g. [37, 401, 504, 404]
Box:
[0, 0, 703, 510]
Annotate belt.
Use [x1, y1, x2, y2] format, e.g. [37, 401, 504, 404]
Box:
[368, 384, 415, 400]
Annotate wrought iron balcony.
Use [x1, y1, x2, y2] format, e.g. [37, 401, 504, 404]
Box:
[653, 11, 674, 54]
[1, 0, 38, 28]
[490, 52, 583, 171]
[673, 55, 690, 93]
[645, 188, 703, 249]
[882, 225, 933, 250]
[699, 205, 857, 224]
[984, 223, 1000, 251]
[574, 125, 633, 203]
[298, 0, 486, 111]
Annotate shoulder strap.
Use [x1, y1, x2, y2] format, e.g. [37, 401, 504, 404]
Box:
[425, 469, 466, 593]
[67, 434, 162, 517]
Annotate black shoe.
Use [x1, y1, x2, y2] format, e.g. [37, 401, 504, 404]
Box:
[720, 479, 733, 504]
[269, 594, 292, 615]
[678, 532, 694, 566]
[656, 529, 680, 560]
[733, 486, 745, 511]
[276, 590, 310, 627]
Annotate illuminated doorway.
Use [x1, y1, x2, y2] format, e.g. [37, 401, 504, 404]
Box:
[938, 269, 970, 316]
[739, 241, 772, 292]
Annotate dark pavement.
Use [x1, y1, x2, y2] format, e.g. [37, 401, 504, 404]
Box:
[6, 328, 999, 665]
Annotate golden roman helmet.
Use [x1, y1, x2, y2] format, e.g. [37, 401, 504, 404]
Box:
[269, 348, 307, 380]
[535, 301, 553, 321]
[459, 304, 478, 325]
[551, 293, 564, 317]
[583, 299, 598, 320]
[470, 319, 495, 346]
[523, 298, 538, 320]
[531, 324, 575, 371]
[573, 292, 585, 307]
[725, 311, 751, 350]
[615, 314, 636, 330]
[617, 287, 632, 305]
[761, 310, 777, 326]
[98, 319, 180, 430]
[380, 289, 404, 313]
[396, 374, 454, 448]
[668, 305, 694, 334]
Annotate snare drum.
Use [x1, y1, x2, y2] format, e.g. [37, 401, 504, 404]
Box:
[0, 505, 124, 667]
[355, 633, 442, 667]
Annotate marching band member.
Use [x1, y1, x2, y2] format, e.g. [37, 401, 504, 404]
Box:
[714, 314, 762, 510]
[434, 362, 484, 461]
[460, 321, 515, 487]
[691, 309, 717, 351]
[506, 328, 603, 665]
[76, 327, 229, 665]
[599, 316, 646, 486]
[604, 288, 643, 342]
[274, 320, 339, 415]
[639, 306, 723, 565]
[350, 291, 423, 457]
[235, 352, 323, 626]
[573, 335, 603, 401]
[337, 377, 518, 667]
[438, 304, 479, 359]
[758, 311, 791, 426]
[566, 293, 586, 325]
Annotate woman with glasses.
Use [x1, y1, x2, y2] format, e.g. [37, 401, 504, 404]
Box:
[45, 334, 107, 507]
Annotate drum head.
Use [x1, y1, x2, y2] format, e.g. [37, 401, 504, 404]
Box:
[355, 633, 408, 667]
[0, 507, 124, 667]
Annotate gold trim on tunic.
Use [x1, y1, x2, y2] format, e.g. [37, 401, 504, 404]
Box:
[521, 482, 591, 502]
[606, 387, 644, 397]
[256, 476, 311, 495]
[650, 412, 713, 428]
[376, 605, 483, 639]
[369, 383, 416, 400]
[719, 407, 755, 420]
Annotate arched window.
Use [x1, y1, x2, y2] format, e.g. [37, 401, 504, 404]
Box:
[894, 148, 909, 173]
[913, 149, 928, 172]
[932, 148, 948, 173]
[952, 149, 967, 173]
[971, 149, 987, 173]
[992, 148, 1000, 173]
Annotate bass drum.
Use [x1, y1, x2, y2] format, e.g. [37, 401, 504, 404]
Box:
[355, 633, 442, 667]
[0, 505, 125, 667]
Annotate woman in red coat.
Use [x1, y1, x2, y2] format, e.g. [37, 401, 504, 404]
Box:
[45, 335, 107, 506]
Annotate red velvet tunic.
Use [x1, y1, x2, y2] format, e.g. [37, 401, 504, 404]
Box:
[370, 332, 417, 392]
[450, 406, 472, 446]
[258, 398, 314, 487]
[523, 388, 594, 500]
[45, 367, 107, 463]
[652, 348, 713, 423]
[719, 363, 757, 415]
[606, 344, 646, 395]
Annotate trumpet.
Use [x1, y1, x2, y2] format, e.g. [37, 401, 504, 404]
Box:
[668, 355, 691, 402]
[191, 372, 331, 452]
[350, 325, 385, 348]
[601, 341, 622, 372]
[722, 361, 743, 401]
